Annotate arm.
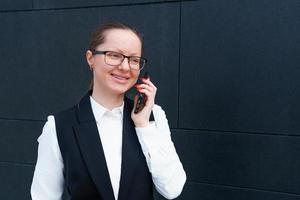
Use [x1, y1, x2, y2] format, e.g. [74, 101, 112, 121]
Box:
[31, 116, 65, 200]
[135, 105, 186, 199]
[131, 77, 186, 199]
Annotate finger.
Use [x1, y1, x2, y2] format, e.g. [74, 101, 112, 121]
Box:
[141, 78, 157, 90]
[136, 83, 154, 92]
[136, 89, 153, 99]
[137, 79, 156, 90]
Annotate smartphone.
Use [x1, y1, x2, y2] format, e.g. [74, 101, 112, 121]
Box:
[134, 71, 149, 113]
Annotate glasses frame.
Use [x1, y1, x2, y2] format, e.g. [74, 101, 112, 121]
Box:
[91, 49, 147, 71]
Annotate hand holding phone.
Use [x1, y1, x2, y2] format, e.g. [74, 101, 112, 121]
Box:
[134, 72, 149, 113]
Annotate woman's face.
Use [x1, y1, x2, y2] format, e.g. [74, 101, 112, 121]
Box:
[87, 29, 142, 96]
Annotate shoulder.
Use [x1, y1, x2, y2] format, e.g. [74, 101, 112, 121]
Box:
[53, 105, 79, 130]
[43, 104, 79, 144]
[54, 105, 77, 120]
[38, 115, 55, 142]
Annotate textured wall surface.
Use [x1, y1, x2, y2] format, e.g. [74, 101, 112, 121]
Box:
[0, 0, 299, 199]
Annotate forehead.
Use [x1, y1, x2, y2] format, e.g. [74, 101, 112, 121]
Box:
[100, 29, 142, 54]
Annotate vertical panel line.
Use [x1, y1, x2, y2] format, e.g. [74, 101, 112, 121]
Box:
[177, 1, 182, 129]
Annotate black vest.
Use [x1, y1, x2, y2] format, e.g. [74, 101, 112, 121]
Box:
[55, 92, 154, 200]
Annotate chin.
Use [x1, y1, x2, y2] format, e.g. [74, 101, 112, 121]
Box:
[110, 85, 132, 95]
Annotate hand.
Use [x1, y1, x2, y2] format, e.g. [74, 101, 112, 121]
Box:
[131, 77, 157, 127]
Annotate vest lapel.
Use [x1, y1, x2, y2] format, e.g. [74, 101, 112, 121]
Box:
[73, 93, 115, 200]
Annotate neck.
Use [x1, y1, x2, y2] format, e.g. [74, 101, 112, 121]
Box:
[91, 86, 124, 111]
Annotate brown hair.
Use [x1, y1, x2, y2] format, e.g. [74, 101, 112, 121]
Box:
[88, 22, 144, 90]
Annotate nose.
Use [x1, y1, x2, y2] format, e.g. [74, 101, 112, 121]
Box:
[118, 57, 131, 71]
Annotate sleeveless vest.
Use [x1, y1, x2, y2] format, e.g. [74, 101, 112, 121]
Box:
[55, 92, 154, 200]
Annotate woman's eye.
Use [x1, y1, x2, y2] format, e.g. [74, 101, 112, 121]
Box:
[108, 52, 123, 60]
[130, 58, 140, 65]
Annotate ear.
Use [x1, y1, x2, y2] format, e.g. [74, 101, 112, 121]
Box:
[86, 50, 94, 67]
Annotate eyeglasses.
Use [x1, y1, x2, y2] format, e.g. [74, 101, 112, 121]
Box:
[91, 50, 147, 71]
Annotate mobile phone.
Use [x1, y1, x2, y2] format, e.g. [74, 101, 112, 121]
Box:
[134, 71, 149, 113]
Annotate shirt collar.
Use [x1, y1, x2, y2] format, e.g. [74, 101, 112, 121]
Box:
[90, 96, 124, 123]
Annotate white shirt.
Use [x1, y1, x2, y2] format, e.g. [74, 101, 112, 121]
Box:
[31, 96, 186, 200]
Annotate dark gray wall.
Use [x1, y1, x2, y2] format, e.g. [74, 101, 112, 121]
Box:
[0, 0, 299, 199]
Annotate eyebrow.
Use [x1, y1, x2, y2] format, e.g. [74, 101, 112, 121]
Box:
[107, 48, 141, 57]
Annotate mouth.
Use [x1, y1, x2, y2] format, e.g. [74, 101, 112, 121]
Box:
[111, 73, 130, 82]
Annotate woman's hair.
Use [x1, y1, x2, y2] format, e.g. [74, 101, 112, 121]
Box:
[88, 22, 143, 51]
[88, 22, 144, 90]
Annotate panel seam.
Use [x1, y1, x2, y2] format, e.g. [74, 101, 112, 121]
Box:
[187, 180, 300, 196]
[0, 0, 197, 13]
[171, 127, 300, 137]
[0, 161, 35, 167]
[177, 1, 182, 129]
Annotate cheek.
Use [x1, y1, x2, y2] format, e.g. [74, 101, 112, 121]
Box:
[131, 72, 140, 83]
[133, 70, 140, 79]
[94, 61, 109, 74]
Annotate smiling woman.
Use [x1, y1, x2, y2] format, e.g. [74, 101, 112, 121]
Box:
[87, 28, 142, 105]
[31, 22, 186, 200]
[87, 23, 144, 98]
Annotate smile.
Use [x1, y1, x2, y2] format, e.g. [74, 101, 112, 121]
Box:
[111, 74, 130, 82]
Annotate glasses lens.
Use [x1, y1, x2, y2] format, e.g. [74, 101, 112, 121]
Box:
[105, 51, 146, 71]
[129, 57, 143, 70]
[105, 52, 124, 66]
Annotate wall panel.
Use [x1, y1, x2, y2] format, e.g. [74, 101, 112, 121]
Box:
[0, 120, 43, 164]
[0, 163, 34, 200]
[172, 129, 300, 195]
[0, 10, 93, 120]
[179, 0, 300, 134]
[0, 0, 32, 11]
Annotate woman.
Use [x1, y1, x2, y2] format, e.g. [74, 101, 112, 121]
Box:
[31, 22, 186, 200]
